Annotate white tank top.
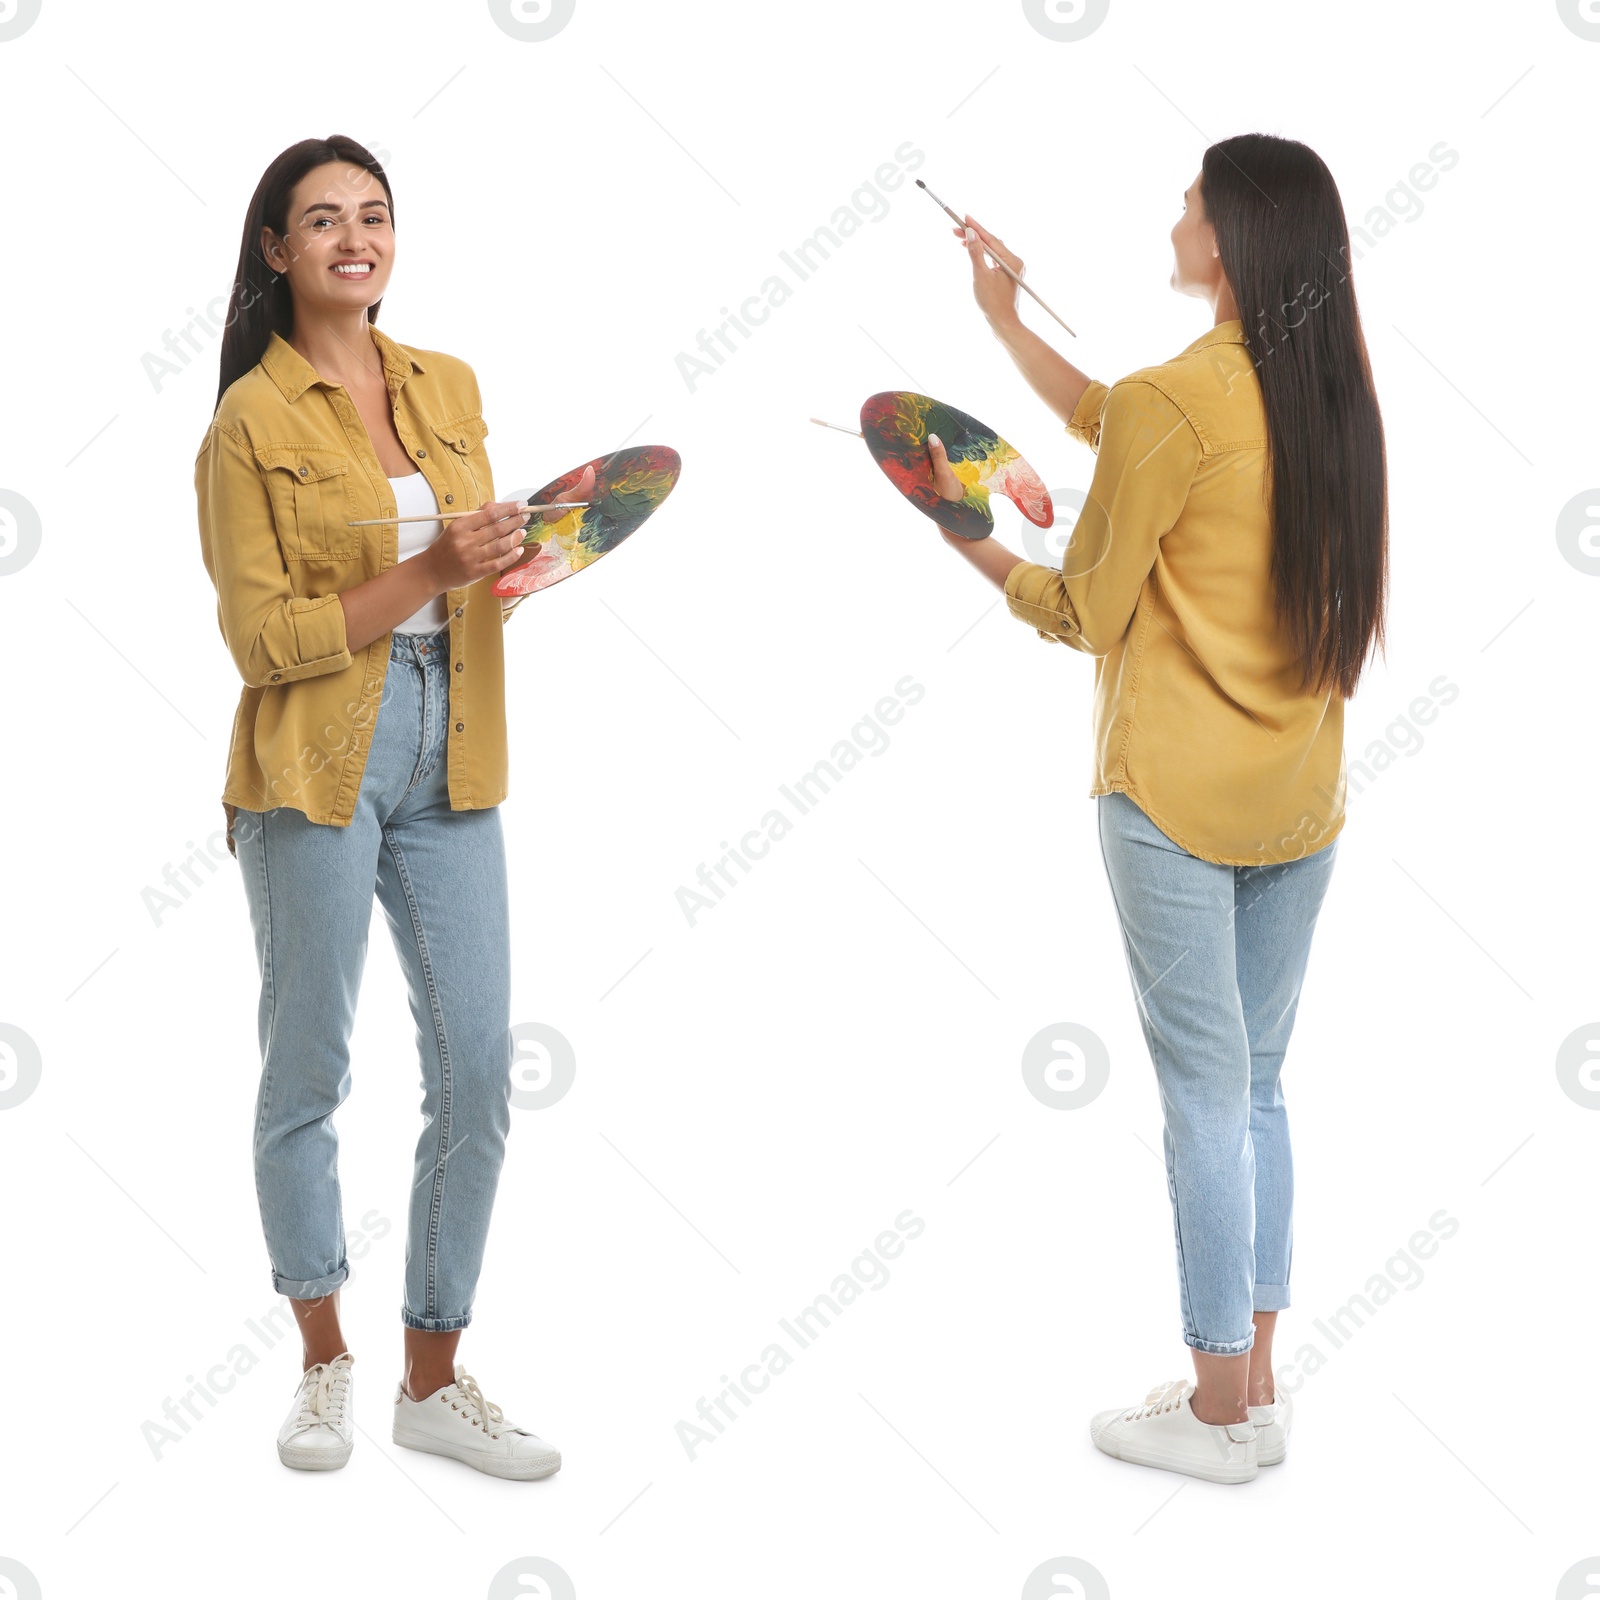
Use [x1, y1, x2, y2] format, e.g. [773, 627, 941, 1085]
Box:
[387, 471, 450, 634]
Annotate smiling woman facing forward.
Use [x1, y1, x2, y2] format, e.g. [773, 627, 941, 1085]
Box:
[196, 135, 589, 1480]
[929, 133, 1388, 1484]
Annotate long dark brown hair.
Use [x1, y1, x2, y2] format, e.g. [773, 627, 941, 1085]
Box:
[214, 135, 393, 410]
[1202, 134, 1387, 699]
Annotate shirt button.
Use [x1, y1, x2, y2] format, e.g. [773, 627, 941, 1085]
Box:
[297, 466, 309, 477]
[457, 438, 467, 450]
[454, 661, 463, 672]
[454, 606, 463, 617]
[415, 448, 426, 459]
[454, 721, 464, 732]
[445, 494, 454, 504]
[270, 672, 282, 681]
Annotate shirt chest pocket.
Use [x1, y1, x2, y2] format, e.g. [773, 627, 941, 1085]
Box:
[253, 445, 359, 562]
[430, 412, 491, 505]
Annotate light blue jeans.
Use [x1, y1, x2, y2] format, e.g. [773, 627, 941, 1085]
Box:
[232, 628, 513, 1331]
[1096, 791, 1338, 1355]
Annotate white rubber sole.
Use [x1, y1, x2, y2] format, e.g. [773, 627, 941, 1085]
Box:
[1091, 1430, 1257, 1484]
[392, 1425, 560, 1481]
[277, 1436, 353, 1471]
[1257, 1433, 1286, 1466]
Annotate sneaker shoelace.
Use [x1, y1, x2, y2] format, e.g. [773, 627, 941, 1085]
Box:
[1123, 1379, 1192, 1422]
[294, 1356, 352, 1430]
[448, 1363, 519, 1441]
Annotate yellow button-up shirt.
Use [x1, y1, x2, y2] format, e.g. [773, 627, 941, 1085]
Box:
[1003, 320, 1346, 866]
[196, 325, 519, 854]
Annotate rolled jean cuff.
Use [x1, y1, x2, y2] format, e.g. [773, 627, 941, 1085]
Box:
[1253, 1282, 1291, 1313]
[274, 1264, 348, 1299]
[402, 1308, 472, 1332]
[1184, 1329, 1255, 1356]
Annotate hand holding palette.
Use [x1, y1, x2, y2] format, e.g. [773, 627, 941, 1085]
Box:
[857, 391, 1053, 541]
[491, 444, 682, 597]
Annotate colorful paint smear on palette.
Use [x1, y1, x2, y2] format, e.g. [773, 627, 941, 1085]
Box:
[859, 391, 1053, 540]
[491, 444, 682, 596]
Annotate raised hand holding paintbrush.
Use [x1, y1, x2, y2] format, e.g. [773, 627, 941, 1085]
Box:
[949, 214, 1098, 435]
[916, 179, 1076, 336]
[950, 216, 1040, 325]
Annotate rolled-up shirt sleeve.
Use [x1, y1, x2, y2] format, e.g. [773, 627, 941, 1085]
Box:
[1065, 377, 1112, 449]
[1004, 377, 1201, 655]
[196, 422, 352, 688]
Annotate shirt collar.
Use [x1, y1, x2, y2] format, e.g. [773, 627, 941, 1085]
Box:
[261, 323, 425, 404]
[1178, 319, 1249, 357]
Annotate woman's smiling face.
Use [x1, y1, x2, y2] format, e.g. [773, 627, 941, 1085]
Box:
[261, 160, 395, 316]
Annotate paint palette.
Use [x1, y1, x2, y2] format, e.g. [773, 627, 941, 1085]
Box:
[491, 444, 681, 596]
[859, 391, 1053, 540]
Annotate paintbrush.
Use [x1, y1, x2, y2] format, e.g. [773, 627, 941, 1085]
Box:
[347, 500, 590, 527]
[809, 417, 863, 437]
[914, 179, 1076, 337]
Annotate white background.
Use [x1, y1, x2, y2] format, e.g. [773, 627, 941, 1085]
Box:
[1, 1, 1597, 1596]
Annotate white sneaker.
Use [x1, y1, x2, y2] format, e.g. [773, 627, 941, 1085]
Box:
[392, 1363, 561, 1481]
[276, 1352, 355, 1470]
[1249, 1388, 1292, 1465]
[1090, 1379, 1258, 1484]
